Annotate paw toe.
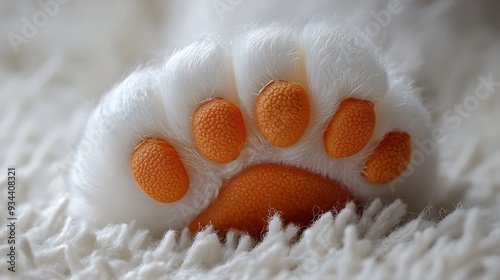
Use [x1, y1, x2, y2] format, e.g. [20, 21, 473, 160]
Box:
[256, 80, 310, 148]
[324, 98, 376, 158]
[362, 131, 411, 184]
[192, 98, 246, 163]
[131, 138, 189, 203]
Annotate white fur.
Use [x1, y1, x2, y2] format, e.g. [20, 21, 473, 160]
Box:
[68, 19, 436, 234]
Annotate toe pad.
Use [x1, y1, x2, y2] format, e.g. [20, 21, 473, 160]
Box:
[192, 98, 246, 164]
[130, 138, 189, 203]
[324, 98, 376, 158]
[362, 131, 411, 184]
[256, 81, 310, 148]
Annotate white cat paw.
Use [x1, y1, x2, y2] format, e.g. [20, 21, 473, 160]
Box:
[68, 20, 432, 237]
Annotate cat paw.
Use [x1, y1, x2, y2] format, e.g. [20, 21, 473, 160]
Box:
[68, 20, 431, 237]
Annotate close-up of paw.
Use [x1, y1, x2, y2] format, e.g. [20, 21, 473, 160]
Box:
[4, 1, 500, 278]
[68, 20, 432, 237]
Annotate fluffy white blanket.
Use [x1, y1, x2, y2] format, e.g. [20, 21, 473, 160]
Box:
[1, 1, 499, 279]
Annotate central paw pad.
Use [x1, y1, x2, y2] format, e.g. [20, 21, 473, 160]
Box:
[189, 164, 350, 237]
[69, 20, 430, 237]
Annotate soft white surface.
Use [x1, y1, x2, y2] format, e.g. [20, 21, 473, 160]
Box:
[1, 0, 500, 279]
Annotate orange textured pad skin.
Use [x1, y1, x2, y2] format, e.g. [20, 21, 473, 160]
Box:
[130, 138, 189, 203]
[363, 131, 411, 184]
[189, 164, 351, 237]
[324, 98, 376, 158]
[192, 98, 246, 163]
[256, 81, 310, 147]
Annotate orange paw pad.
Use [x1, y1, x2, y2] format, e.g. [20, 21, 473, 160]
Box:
[130, 138, 189, 203]
[188, 164, 351, 237]
[324, 98, 376, 158]
[192, 98, 246, 164]
[362, 131, 411, 184]
[256, 81, 310, 147]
